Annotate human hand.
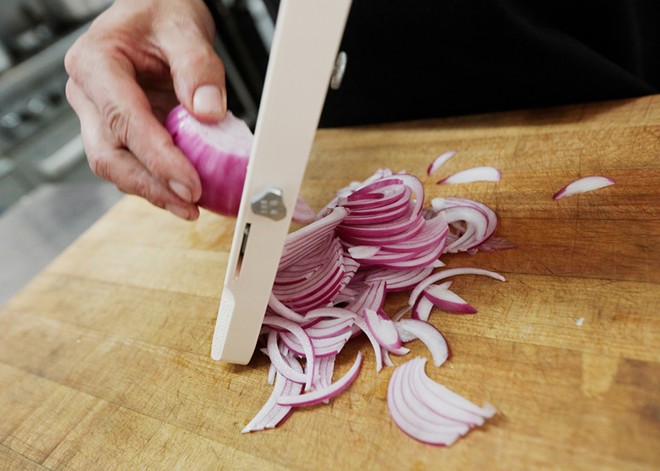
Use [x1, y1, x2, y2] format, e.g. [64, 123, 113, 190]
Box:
[65, 0, 226, 220]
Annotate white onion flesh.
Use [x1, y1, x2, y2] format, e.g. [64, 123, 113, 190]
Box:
[553, 175, 616, 200]
[436, 166, 501, 185]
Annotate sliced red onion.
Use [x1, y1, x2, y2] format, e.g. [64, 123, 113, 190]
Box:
[387, 358, 495, 445]
[409, 267, 506, 307]
[242, 353, 303, 433]
[236, 166, 508, 443]
[424, 284, 477, 314]
[411, 296, 434, 322]
[411, 358, 496, 420]
[363, 308, 409, 354]
[262, 316, 315, 387]
[266, 331, 309, 386]
[427, 150, 457, 176]
[352, 317, 384, 372]
[431, 198, 497, 253]
[278, 352, 363, 406]
[396, 319, 449, 367]
[437, 166, 501, 185]
[348, 245, 381, 259]
[293, 196, 317, 224]
[553, 175, 616, 200]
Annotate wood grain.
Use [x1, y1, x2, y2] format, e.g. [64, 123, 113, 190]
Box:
[1, 95, 658, 470]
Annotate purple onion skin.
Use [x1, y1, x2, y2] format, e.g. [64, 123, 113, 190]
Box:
[166, 105, 249, 217]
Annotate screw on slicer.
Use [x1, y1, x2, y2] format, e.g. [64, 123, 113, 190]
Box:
[250, 187, 287, 221]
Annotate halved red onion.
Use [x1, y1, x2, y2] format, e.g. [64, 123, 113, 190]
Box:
[166, 106, 251, 216]
[436, 166, 501, 185]
[278, 352, 363, 406]
[553, 175, 616, 200]
[262, 316, 315, 387]
[427, 150, 457, 176]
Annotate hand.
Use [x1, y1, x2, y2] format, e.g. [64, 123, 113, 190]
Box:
[65, 0, 226, 220]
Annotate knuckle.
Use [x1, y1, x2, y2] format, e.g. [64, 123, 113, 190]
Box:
[87, 152, 112, 181]
[102, 102, 130, 144]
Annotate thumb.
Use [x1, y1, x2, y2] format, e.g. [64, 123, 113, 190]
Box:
[159, 28, 227, 123]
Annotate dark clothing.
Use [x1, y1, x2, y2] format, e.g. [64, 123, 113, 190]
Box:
[206, 0, 660, 127]
[320, 0, 659, 126]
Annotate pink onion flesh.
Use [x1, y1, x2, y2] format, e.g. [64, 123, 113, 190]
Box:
[553, 175, 616, 200]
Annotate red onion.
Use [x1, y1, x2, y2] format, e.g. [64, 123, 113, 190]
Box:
[166, 105, 315, 222]
[553, 175, 616, 200]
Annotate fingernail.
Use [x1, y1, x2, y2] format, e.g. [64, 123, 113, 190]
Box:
[169, 180, 192, 202]
[193, 85, 224, 118]
[165, 204, 190, 220]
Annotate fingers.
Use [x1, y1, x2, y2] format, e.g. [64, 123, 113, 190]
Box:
[65, 43, 203, 204]
[156, 26, 227, 123]
[66, 79, 200, 221]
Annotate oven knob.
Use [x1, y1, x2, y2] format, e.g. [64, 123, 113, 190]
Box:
[27, 97, 49, 116]
[0, 112, 22, 136]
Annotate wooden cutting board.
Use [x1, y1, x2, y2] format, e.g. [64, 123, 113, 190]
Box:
[1, 96, 658, 471]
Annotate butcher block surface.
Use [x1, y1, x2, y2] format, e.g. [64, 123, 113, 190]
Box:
[1, 96, 658, 470]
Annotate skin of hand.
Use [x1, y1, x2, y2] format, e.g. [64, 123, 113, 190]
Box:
[64, 0, 227, 220]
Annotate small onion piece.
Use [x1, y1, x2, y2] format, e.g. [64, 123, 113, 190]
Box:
[427, 150, 458, 176]
[396, 319, 449, 367]
[424, 284, 477, 314]
[436, 166, 501, 185]
[278, 352, 364, 406]
[553, 175, 616, 200]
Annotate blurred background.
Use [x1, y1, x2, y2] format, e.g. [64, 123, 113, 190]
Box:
[0, 0, 275, 304]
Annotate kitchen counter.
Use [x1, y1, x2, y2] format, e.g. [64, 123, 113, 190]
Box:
[0, 95, 658, 470]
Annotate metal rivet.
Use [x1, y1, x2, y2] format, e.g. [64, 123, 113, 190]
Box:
[330, 51, 348, 90]
[250, 187, 287, 221]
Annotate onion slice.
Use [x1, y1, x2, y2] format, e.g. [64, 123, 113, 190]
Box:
[437, 166, 501, 185]
[427, 150, 457, 176]
[278, 352, 363, 406]
[553, 175, 616, 200]
[396, 319, 449, 367]
[387, 358, 495, 445]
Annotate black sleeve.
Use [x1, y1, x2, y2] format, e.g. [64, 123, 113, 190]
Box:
[319, 0, 659, 126]
[205, 0, 659, 127]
